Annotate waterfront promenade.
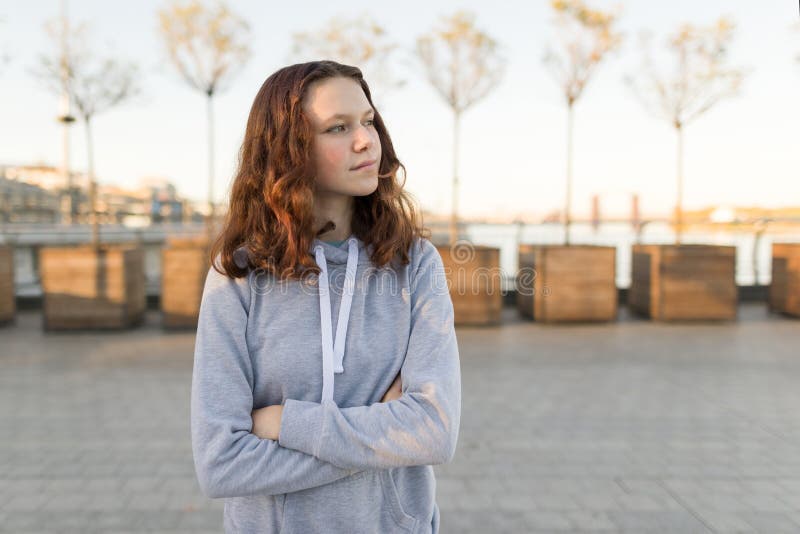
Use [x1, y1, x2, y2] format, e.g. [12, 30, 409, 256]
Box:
[1, 304, 799, 533]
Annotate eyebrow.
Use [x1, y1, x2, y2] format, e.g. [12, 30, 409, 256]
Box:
[322, 109, 375, 122]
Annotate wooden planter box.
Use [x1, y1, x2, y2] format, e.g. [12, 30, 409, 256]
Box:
[769, 243, 800, 317]
[629, 244, 737, 321]
[435, 244, 502, 326]
[516, 245, 617, 322]
[0, 246, 15, 326]
[161, 237, 211, 329]
[40, 245, 146, 330]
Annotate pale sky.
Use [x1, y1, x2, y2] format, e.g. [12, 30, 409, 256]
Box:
[1, 0, 799, 221]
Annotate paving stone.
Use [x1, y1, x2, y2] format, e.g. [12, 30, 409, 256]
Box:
[522, 510, 573, 531]
[126, 493, 167, 511]
[566, 510, 618, 531]
[39, 492, 92, 511]
[4, 493, 51, 511]
[120, 476, 164, 493]
[738, 511, 800, 532]
[690, 510, 759, 533]
[606, 510, 713, 533]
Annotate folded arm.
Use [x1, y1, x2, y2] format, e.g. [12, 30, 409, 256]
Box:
[278, 240, 462, 470]
[191, 263, 362, 499]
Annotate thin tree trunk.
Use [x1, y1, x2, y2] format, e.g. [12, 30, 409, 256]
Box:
[752, 220, 768, 285]
[206, 90, 215, 244]
[86, 116, 99, 249]
[60, 0, 73, 225]
[675, 122, 683, 245]
[61, 94, 73, 225]
[565, 100, 574, 246]
[752, 230, 761, 285]
[449, 109, 461, 246]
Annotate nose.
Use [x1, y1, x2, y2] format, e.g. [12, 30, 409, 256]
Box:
[353, 123, 374, 152]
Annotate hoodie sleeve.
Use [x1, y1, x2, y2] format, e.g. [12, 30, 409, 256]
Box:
[277, 239, 462, 470]
[191, 261, 362, 499]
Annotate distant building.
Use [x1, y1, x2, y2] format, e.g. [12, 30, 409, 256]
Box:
[0, 174, 60, 223]
[0, 163, 204, 226]
[1, 164, 89, 223]
[1, 163, 90, 192]
[138, 177, 187, 224]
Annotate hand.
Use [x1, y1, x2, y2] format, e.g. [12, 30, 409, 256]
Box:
[251, 404, 283, 441]
[381, 372, 402, 403]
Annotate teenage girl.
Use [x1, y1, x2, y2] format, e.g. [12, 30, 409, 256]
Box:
[191, 60, 462, 533]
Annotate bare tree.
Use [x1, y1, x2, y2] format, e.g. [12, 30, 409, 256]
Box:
[288, 13, 404, 103]
[33, 18, 140, 248]
[157, 0, 251, 241]
[543, 0, 622, 245]
[416, 11, 506, 245]
[625, 17, 746, 244]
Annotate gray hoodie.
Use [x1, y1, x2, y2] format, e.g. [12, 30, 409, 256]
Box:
[190, 235, 462, 533]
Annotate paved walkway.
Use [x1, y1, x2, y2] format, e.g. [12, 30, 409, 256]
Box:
[0, 304, 799, 533]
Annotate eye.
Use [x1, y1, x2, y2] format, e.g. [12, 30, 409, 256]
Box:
[364, 118, 375, 127]
[327, 124, 346, 133]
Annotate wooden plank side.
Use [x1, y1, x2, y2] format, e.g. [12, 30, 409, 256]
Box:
[515, 244, 536, 319]
[629, 245, 655, 317]
[162, 244, 209, 328]
[536, 245, 617, 322]
[40, 246, 146, 330]
[0, 246, 15, 323]
[438, 244, 503, 326]
[658, 245, 736, 320]
[123, 248, 146, 324]
[770, 243, 800, 317]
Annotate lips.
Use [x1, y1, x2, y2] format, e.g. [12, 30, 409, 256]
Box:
[351, 159, 376, 170]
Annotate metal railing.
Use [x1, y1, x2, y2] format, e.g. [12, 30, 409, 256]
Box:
[2, 220, 800, 297]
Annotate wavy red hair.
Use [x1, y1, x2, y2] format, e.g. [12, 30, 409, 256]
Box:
[209, 60, 430, 280]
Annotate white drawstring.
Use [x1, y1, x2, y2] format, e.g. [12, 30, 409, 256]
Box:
[334, 239, 359, 374]
[313, 238, 359, 403]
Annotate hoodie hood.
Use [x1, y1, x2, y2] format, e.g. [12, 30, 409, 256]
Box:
[309, 235, 373, 266]
[231, 235, 374, 270]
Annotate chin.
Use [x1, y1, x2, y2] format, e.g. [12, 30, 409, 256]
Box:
[352, 176, 380, 196]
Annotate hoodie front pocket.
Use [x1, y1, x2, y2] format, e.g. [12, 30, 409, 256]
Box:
[379, 469, 419, 532]
[279, 470, 419, 534]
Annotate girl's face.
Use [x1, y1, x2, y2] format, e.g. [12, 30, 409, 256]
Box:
[303, 77, 382, 199]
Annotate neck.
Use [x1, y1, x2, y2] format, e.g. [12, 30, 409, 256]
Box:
[313, 192, 354, 242]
